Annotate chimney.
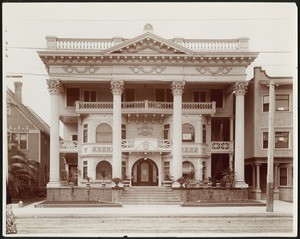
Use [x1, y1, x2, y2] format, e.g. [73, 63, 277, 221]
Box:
[14, 82, 23, 102]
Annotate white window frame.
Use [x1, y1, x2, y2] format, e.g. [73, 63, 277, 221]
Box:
[82, 89, 98, 102]
[262, 93, 291, 112]
[11, 132, 28, 150]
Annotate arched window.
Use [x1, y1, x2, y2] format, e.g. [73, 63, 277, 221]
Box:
[96, 123, 112, 143]
[182, 161, 195, 179]
[96, 161, 112, 180]
[182, 123, 195, 142]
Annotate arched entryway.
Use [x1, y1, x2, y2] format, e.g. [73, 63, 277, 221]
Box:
[132, 158, 158, 186]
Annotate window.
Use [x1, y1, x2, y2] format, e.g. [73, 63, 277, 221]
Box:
[122, 124, 126, 140]
[72, 135, 78, 141]
[182, 123, 195, 142]
[66, 88, 80, 107]
[163, 161, 170, 180]
[11, 133, 27, 149]
[202, 124, 206, 144]
[122, 161, 126, 180]
[83, 90, 97, 102]
[155, 89, 172, 102]
[202, 161, 207, 180]
[122, 89, 135, 102]
[263, 132, 289, 149]
[83, 124, 88, 143]
[96, 161, 112, 180]
[194, 91, 207, 102]
[163, 124, 170, 140]
[83, 161, 88, 179]
[96, 123, 112, 143]
[263, 94, 289, 112]
[210, 89, 223, 108]
[279, 167, 287, 186]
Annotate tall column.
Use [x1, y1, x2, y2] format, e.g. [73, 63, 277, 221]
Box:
[256, 163, 261, 192]
[171, 81, 185, 185]
[230, 116, 234, 141]
[252, 164, 256, 191]
[111, 80, 124, 179]
[233, 82, 248, 188]
[229, 154, 234, 171]
[46, 79, 63, 188]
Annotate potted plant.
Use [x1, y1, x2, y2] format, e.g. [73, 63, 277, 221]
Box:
[97, 167, 111, 187]
[177, 176, 185, 188]
[221, 168, 235, 188]
[86, 176, 92, 187]
[185, 170, 197, 188]
[60, 169, 68, 186]
[112, 177, 121, 188]
[164, 174, 173, 187]
[207, 177, 213, 188]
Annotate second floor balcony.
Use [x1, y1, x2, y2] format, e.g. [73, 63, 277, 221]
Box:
[75, 100, 216, 115]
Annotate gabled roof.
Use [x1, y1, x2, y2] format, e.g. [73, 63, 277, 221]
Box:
[102, 32, 194, 55]
[7, 88, 50, 135]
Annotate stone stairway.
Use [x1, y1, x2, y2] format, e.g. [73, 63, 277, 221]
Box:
[119, 187, 181, 205]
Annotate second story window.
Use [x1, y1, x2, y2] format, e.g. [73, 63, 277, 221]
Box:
[83, 90, 97, 102]
[194, 91, 207, 102]
[66, 88, 80, 107]
[155, 89, 172, 102]
[210, 89, 223, 108]
[263, 94, 289, 112]
[96, 123, 112, 143]
[122, 124, 126, 140]
[163, 124, 170, 139]
[182, 123, 195, 142]
[263, 131, 289, 149]
[202, 124, 206, 144]
[11, 133, 27, 150]
[83, 124, 88, 143]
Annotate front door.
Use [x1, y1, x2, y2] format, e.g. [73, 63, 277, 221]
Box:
[132, 158, 158, 186]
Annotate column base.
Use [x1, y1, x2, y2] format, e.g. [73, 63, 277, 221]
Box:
[251, 189, 262, 200]
[46, 180, 61, 188]
[234, 180, 249, 188]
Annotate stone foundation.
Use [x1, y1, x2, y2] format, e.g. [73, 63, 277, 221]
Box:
[47, 187, 124, 202]
[172, 187, 249, 203]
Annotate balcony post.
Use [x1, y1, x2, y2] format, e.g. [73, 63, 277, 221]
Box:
[111, 80, 124, 179]
[46, 79, 63, 188]
[274, 163, 280, 199]
[171, 80, 185, 186]
[230, 116, 234, 141]
[233, 82, 248, 188]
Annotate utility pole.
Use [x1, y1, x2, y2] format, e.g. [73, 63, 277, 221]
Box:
[266, 80, 275, 212]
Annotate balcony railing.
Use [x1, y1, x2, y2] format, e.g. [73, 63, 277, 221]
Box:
[121, 138, 172, 152]
[211, 141, 234, 153]
[81, 144, 113, 155]
[75, 100, 216, 115]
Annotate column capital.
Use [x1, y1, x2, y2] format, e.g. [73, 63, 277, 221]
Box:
[111, 80, 124, 95]
[233, 82, 248, 95]
[46, 79, 63, 95]
[171, 80, 185, 95]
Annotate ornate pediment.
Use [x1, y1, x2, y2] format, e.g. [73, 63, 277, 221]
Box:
[103, 32, 192, 55]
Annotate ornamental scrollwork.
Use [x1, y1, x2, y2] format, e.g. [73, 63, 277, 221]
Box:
[46, 79, 63, 95]
[137, 123, 153, 136]
[171, 81, 185, 95]
[129, 66, 166, 74]
[233, 82, 248, 95]
[62, 66, 100, 74]
[196, 67, 233, 75]
[111, 80, 124, 95]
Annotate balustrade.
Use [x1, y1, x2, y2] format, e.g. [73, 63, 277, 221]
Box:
[211, 141, 234, 153]
[182, 39, 241, 51]
[57, 38, 114, 50]
[59, 141, 78, 152]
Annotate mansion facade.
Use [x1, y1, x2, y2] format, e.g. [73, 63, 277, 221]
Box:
[38, 24, 269, 190]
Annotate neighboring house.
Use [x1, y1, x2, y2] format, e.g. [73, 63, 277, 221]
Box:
[7, 82, 50, 188]
[38, 24, 259, 190]
[245, 67, 293, 202]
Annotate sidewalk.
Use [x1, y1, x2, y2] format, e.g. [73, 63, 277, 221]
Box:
[11, 200, 294, 218]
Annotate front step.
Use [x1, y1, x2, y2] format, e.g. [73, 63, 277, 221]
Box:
[120, 187, 181, 205]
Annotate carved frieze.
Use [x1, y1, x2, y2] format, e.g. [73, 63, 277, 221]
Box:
[196, 67, 233, 75]
[171, 81, 185, 95]
[129, 66, 166, 74]
[110, 80, 124, 95]
[137, 123, 153, 136]
[62, 66, 100, 73]
[233, 82, 249, 95]
[46, 79, 63, 95]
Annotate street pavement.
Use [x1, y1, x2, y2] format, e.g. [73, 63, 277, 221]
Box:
[8, 200, 296, 237]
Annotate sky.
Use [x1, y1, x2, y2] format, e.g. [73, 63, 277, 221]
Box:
[3, 3, 297, 131]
